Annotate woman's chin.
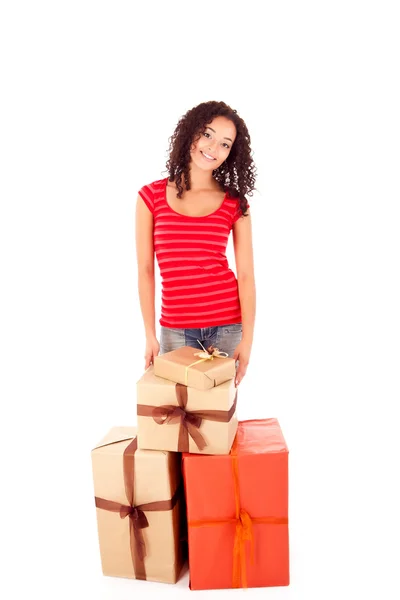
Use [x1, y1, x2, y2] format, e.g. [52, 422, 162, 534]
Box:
[190, 157, 217, 172]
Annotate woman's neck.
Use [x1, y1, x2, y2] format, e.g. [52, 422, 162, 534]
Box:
[185, 161, 218, 191]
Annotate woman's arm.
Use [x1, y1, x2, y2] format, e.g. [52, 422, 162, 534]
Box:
[232, 209, 256, 385]
[135, 195, 159, 368]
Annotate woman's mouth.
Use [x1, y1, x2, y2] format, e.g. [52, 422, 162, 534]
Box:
[200, 151, 216, 162]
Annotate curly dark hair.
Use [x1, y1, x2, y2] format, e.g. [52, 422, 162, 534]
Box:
[164, 100, 257, 217]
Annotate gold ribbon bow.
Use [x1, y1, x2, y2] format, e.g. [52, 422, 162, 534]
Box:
[184, 340, 229, 386]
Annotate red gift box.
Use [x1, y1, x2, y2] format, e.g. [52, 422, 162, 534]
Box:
[182, 419, 289, 590]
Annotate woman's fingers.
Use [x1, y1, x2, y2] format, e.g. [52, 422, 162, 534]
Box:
[235, 360, 248, 387]
[144, 351, 153, 370]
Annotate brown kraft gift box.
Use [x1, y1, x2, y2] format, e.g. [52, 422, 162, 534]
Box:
[153, 345, 236, 391]
[137, 366, 238, 454]
[91, 426, 185, 583]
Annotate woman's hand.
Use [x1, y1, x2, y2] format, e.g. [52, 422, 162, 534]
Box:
[144, 335, 160, 369]
[233, 339, 252, 386]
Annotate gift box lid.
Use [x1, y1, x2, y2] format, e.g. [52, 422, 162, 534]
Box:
[234, 419, 288, 455]
[182, 419, 289, 521]
[92, 426, 137, 452]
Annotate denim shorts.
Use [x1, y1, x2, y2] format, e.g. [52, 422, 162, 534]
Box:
[160, 323, 243, 358]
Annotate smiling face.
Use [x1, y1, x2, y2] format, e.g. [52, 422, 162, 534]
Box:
[190, 116, 237, 172]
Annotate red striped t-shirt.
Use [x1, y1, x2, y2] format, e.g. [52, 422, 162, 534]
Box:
[138, 177, 244, 328]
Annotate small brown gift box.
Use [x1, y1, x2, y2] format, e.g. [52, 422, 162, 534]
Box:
[91, 426, 185, 583]
[137, 366, 238, 455]
[153, 346, 236, 391]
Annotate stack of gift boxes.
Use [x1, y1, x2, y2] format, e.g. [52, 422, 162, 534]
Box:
[91, 346, 290, 590]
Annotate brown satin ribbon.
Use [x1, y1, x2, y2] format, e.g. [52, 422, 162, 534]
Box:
[94, 437, 181, 580]
[137, 385, 238, 452]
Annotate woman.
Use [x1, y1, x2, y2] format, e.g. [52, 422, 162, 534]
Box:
[135, 100, 256, 386]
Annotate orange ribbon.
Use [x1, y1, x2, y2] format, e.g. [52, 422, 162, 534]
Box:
[188, 437, 288, 588]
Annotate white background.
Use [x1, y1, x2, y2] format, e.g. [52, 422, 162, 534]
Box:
[1, 1, 399, 599]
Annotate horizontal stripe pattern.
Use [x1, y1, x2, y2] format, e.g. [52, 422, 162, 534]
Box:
[138, 177, 243, 328]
